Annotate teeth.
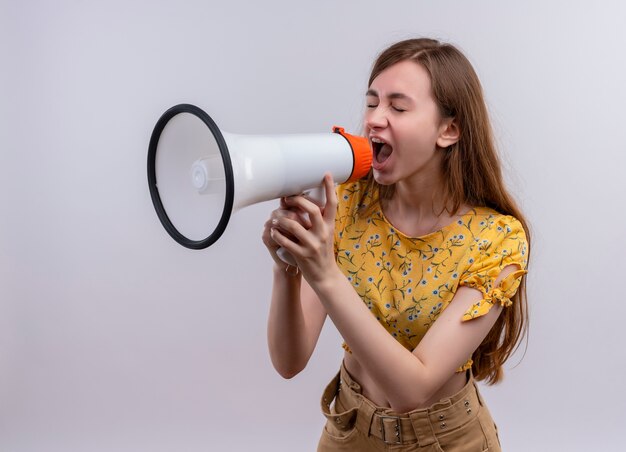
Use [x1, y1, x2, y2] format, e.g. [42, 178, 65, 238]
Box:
[371, 137, 386, 144]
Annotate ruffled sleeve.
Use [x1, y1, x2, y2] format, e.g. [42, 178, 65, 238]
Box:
[459, 215, 528, 321]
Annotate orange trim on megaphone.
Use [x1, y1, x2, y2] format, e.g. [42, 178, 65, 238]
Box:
[333, 126, 373, 182]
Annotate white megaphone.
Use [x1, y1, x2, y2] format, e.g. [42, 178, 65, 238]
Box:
[147, 104, 372, 256]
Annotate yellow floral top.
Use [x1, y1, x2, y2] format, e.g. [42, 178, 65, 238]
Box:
[334, 180, 528, 371]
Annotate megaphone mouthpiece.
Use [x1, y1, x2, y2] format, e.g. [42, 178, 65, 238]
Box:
[332, 126, 372, 182]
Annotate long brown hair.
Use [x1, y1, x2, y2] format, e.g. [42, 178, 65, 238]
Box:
[363, 38, 531, 384]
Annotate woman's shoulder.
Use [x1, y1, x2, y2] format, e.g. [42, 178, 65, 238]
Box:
[463, 207, 526, 237]
[461, 206, 529, 269]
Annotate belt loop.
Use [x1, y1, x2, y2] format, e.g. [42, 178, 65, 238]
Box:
[474, 382, 486, 407]
[321, 372, 341, 416]
[355, 398, 376, 438]
[408, 412, 437, 446]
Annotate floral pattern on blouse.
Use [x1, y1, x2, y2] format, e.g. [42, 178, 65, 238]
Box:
[334, 180, 528, 371]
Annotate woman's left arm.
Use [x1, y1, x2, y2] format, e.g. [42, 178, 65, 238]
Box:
[269, 174, 514, 411]
[312, 260, 511, 412]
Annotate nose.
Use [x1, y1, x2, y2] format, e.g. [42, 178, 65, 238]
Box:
[365, 105, 388, 130]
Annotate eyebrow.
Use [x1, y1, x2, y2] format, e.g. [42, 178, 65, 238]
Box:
[366, 89, 413, 102]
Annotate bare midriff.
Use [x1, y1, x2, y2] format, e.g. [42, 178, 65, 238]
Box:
[343, 351, 468, 412]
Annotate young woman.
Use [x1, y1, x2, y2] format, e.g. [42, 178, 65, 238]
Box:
[263, 38, 530, 451]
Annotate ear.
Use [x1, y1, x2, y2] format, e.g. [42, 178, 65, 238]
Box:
[436, 118, 460, 148]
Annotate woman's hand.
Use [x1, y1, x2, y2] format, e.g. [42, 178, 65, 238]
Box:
[262, 192, 313, 272]
[268, 173, 339, 285]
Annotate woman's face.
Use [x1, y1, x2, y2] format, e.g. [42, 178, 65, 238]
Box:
[365, 60, 454, 187]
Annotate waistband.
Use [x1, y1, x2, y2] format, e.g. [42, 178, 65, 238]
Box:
[321, 362, 485, 446]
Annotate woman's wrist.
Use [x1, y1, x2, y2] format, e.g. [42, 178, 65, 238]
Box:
[273, 262, 301, 279]
[307, 265, 346, 298]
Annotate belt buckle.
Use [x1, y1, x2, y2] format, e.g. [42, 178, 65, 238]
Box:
[380, 415, 402, 445]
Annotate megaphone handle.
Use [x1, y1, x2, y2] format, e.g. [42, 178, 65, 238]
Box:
[276, 247, 298, 266]
[275, 184, 328, 267]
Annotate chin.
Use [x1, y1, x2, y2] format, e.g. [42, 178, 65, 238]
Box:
[373, 169, 397, 186]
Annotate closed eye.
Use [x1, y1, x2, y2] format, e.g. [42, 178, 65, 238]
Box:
[366, 102, 406, 112]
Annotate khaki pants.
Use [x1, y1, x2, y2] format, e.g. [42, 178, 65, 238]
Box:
[318, 363, 501, 451]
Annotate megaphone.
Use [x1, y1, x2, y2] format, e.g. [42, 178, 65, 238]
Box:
[147, 104, 372, 251]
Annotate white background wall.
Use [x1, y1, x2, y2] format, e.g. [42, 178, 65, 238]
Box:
[2, 1, 625, 451]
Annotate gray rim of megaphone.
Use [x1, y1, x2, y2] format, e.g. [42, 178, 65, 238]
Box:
[147, 103, 235, 250]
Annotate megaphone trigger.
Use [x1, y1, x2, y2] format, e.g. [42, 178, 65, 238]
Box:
[302, 185, 326, 207]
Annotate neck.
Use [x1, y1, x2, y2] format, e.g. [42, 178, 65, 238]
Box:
[391, 166, 447, 217]
[381, 166, 453, 237]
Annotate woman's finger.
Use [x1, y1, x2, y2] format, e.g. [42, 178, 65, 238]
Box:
[321, 173, 337, 224]
[271, 215, 313, 245]
[272, 204, 312, 229]
[283, 195, 325, 231]
[269, 226, 305, 257]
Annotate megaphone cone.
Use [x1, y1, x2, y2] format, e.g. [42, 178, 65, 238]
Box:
[147, 104, 372, 250]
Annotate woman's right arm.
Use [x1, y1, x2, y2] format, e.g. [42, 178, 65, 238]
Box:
[263, 201, 328, 379]
[267, 267, 327, 379]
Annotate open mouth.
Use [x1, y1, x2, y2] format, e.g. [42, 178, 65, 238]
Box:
[371, 137, 393, 164]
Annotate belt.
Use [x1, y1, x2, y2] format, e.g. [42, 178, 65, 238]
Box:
[321, 366, 483, 446]
[366, 387, 481, 445]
